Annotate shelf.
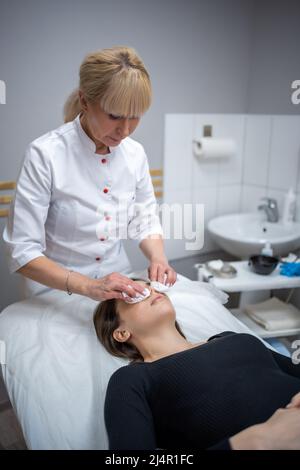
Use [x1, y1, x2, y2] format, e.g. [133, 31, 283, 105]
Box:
[199, 261, 300, 293]
[230, 308, 300, 338]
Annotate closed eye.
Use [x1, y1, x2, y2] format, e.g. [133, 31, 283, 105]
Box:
[108, 113, 139, 120]
[108, 113, 122, 120]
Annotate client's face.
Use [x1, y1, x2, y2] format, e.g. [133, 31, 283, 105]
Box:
[114, 281, 175, 340]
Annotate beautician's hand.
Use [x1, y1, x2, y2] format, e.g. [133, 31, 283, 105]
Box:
[286, 391, 300, 409]
[230, 403, 300, 450]
[148, 257, 177, 286]
[86, 272, 146, 301]
[256, 406, 300, 450]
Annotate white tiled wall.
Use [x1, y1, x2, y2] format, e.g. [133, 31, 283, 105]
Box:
[164, 114, 195, 193]
[216, 184, 242, 216]
[296, 193, 300, 222]
[268, 117, 300, 191]
[240, 185, 267, 212]
[192, 186, 218, 253]
[243, 115, 272, 187]
[164, 113, 300, 260]
[241, 115, 300, 220]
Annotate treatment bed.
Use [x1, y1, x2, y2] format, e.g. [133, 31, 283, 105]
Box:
[0, 272, 274, 449]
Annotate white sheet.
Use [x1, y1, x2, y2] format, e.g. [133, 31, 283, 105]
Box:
[0, 273, 272, 450]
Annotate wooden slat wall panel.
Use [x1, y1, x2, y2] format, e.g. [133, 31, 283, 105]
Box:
[0, 181, 15, 217]
[150, 169, 163, 199]
[150, 169, 163, 177]
[0, 181, 16, 190]
[0, 209, 9, 218]
[152, 179, 163, 188]
[0, 196, 13, 204]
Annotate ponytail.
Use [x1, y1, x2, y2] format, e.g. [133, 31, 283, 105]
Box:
[63, 88, 81, 123]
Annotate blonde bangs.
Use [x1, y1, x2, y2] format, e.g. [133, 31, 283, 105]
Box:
[100, 69, 152, 118]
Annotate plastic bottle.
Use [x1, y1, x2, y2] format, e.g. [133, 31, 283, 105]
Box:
[282, 188, 296, 225]
[261, 241, 273, 256]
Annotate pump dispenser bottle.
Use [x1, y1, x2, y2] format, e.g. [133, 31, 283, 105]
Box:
[261, 242, 273, 257]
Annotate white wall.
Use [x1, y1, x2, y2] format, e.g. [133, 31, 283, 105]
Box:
[247, 0, 300, 115]
[0, 0, 254, 178]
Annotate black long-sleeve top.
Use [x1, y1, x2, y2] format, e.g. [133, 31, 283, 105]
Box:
[104, 331, 300, 450]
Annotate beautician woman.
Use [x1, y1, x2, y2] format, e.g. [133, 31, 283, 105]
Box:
[3, 45, 176, 301]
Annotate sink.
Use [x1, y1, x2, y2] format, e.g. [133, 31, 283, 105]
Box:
[207, 212, 300, 259]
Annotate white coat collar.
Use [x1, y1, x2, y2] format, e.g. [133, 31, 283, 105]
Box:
[75, 113, 119, 156]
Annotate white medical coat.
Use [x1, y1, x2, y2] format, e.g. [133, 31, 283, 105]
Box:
[3, 114, 163, 297]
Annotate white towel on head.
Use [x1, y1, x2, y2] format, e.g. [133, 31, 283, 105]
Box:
[244, 297, 300, 331]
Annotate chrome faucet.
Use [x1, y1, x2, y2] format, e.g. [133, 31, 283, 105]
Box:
[257, 197, 279, 223]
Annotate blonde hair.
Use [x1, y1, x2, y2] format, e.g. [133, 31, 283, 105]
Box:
[63, 46, 152, 123]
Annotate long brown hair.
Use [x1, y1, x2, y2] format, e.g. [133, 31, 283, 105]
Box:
[93, 282, 186, 363]
[63, 45, 152, 123]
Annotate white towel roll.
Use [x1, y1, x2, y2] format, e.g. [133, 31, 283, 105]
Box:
[193, 137, 236, 160]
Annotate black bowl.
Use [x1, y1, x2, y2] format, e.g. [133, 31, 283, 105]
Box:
[248, 254, 279, 275]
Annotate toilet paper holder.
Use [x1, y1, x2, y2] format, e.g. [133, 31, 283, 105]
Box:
[193, 124, 213, 155]
[193, 124, 210, 157]
[192, 125, 236, 160]
[203, 125, 213, 137]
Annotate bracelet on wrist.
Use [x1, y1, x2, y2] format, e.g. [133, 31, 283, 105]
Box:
[65, 270, 74, 295]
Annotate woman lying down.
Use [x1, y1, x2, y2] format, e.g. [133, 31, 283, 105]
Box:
[93, 280, 300, 450]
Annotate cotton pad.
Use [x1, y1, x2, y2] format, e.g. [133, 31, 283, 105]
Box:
[122, 287, 151, 304]
[150, 281, 170, 293]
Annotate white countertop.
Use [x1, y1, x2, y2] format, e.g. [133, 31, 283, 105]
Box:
[199, 261, 300, 292]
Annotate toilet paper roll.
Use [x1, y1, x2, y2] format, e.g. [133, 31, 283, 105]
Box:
[193, 138, 236, 160]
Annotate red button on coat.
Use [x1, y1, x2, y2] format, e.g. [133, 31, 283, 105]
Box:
[103, 188, 109, 194]
[105, 216, 111, 221]
[99, 237, 106, 241]
[95, 257, 101, 261]
[101, 158, 107, 164]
